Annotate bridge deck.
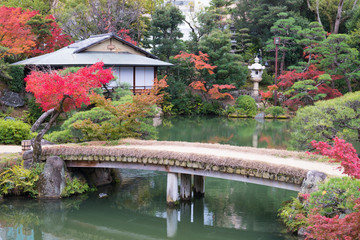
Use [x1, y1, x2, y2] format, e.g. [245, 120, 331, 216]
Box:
[41, 140, 344, 191]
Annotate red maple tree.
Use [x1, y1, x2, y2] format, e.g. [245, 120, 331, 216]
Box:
[0, 6, 72, 58]
[25, 62, 114, 162]
[175, 51, 235, 100]
[117, 29, 137, 46]
[263, 65, 342, 109]
[305, 138, 360, 239]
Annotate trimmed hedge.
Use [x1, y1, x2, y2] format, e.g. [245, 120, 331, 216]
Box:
[235, 95, 257, 117]
[0, 119, 31, 144]
[290, 91, 360, 150]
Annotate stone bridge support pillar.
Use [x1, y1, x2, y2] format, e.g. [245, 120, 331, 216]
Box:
[193, 175, 205, 198]
[180, 174, 191, 201]
[167, 173, 179, 206]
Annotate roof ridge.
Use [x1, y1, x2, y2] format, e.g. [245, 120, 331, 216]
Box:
[89, 33, 114, 38]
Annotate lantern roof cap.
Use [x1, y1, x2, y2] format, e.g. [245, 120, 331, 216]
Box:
[248, 57, 265, 70]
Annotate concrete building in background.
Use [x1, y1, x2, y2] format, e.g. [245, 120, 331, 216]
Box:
[169, 0, 211, 40]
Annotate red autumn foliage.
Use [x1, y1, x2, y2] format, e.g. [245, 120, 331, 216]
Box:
[309, 137, 360, 179]
[189, 81, 235, 100]
[30, 15, 73, 56]
[189, 81, 207, 92]
[0, 7, 36, 57]
[175, 51, 235, 100]
[174, 51, 217, 74]
[277, 65, 326, 88]
[306, 199, 360, 240]
[25, 62, 114, 112]
[260, 84, 278, 99]
[305, 138, 360, 239]
[208, 84, 236, 100]
[117, 29, 137, 46]
[275, 65, 342, 109]
[0, 6, 72, 58]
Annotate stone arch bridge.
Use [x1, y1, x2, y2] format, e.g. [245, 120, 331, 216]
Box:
[41, 139, 343, 205]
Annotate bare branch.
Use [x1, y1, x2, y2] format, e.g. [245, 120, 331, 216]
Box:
[31, 108, 55, 132]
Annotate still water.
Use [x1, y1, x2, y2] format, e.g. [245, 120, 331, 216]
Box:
[0, 117, 298, 240]
[157, 116, 291, 149]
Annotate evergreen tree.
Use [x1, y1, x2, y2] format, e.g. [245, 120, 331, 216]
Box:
[233, 0, 310, 45]
[315, 34, 360, 92]
[199, 29, 247, 87]
[264, 12, 303, 73]
[148, 4, 185, 61]
[296, 21, 327, 70]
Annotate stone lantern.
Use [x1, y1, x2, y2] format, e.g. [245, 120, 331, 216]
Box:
[248, 57, 265, 97]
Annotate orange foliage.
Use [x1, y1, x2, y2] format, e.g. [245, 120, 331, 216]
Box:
[189, 81, 207, 92]
[174, 51, 216, 74]
[0, 6, 72, 58]
[208, 84, 236, 100]
[0, 7, 36, 57]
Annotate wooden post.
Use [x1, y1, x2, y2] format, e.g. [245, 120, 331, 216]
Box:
[154, 66, 158, 80]
[193, 175, 205, 198]
[166, 208, 178, 238]
[180, 174, 191, 201]
[167, 173, 178, 206]
[133, 67, 136, 94]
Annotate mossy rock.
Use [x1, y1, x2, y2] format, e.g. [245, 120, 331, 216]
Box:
[264, 114, 290, 119]
[228, 113, 250, 118]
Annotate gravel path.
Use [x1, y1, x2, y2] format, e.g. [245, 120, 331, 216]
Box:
[0, 145, 21, 153]
[118, 143, 344, 177]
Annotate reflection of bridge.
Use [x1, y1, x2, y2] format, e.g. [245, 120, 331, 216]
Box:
[64, 199, 284, 239]
[0, 197, 286, 239]
[42, 139, 343, 204]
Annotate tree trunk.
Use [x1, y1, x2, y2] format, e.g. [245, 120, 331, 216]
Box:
[307, 0, 323, 26]
[315, 0, 323, 26]
[353, 0, 359, 10]
[346, 78, 353, 92]
[333, 0, 345, 34]
[31, 109, 60, 163]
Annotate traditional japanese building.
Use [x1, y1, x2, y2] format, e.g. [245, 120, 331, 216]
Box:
[12, 33, 172, 94]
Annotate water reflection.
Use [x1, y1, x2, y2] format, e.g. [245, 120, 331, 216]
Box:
[0, 170, 297, 240]
[157, 116, 291, 149]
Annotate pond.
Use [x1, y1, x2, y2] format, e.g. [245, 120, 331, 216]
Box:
[0, 117, 298, 240]
[0, 170, 297, 240]
[157, 116, 291, 149]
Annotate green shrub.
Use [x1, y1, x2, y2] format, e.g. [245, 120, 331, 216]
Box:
[224, 105, 236, 115]
[111, 86, 132, 100]
[235, 95, 257, 116]
[308, 177, 360, 217]
[59, 67, 81, 75]
[138, 121, 157, 140]
[44, 129, 74, 143]
[46, 107, 113, 143]
[6, 65, 25, 92]
[290, 91, 360, 150]
[0, 119, 31, 144]
[259, 69, 273, 86]
[278, 177, 360, 233]
[61, 173, 91, 197]
[0, 162, 44, 197]
[26, 96, 44, 125]
[112, 94, 133, 106]
[264, 106, 285, 118]
[278, 195, 308, 233]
